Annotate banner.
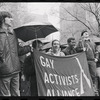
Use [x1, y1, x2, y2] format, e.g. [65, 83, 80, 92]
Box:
[33, 49, 95, 96]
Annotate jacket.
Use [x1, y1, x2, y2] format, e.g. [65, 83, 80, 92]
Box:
[0, 28, 31, 77]
[23, 54, 35, 81]
[77, 39, 96, 61]
[23, 53, 38, 96]
[62, 46, 77, 55]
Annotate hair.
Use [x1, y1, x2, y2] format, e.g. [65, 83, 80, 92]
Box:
[52, 39, 60, 46]
[81, 30, 88, 36]
[0, 11, 12, 28]
[67, 37, 75, 44]
[32, 40, 43, 49]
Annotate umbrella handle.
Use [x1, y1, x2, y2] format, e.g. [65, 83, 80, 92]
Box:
[35, 29, 37, 39]
[34, 29, 38, 47]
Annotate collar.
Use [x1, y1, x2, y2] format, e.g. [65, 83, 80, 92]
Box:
[83, 38, 90, 41]
[51, 49, 61, 56]
[84, 39, 90, 42]
[68, 46, 75, 50]
[0, 28, 13, 35]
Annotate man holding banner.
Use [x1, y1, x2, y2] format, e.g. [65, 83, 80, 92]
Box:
[63, 37, 77, 55]
[23, 40, 43, 96]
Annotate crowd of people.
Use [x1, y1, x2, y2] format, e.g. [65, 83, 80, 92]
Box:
[0, 11, 100, 96]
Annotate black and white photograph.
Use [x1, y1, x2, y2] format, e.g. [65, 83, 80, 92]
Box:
[0, 2, 100, 96]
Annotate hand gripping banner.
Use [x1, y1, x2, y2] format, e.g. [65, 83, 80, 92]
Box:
[33, 49, 95, 96]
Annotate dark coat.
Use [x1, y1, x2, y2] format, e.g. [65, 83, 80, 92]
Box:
[62, 46, 77, 55]
[23, 54, 38, 96]
[0, 28, 31, 77]
[62, 46, 82, 55]
[96, 52, 100, 67]
[23, 54, 36, 80]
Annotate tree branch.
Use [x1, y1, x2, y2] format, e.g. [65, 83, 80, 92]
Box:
[79, 3, 100, 28]
[61, 6, 91, 30]
[79, 4, 91, 12]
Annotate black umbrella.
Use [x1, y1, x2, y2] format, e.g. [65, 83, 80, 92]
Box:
[14, 22, 58, 42]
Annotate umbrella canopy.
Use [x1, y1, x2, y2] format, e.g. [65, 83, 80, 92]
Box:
[14, 21, 58, 42]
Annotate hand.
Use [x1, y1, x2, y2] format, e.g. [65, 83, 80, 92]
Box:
[94, 58, 98, 62]
[83, 47, 86, 51]
[19, 42, 26, 47]
[21, 75, 26, 81]
[30, 44, 33, 52]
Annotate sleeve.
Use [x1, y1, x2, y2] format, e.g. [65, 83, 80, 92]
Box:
[93, 43, 96, 55]
[98, 53, 100, 62]
[62, 48, 67, 55]
[0, 37, 7, 69]
[0, 38, 3, 63]
[62, 48, 70, 55]
[18, 45, 31, 56]
[76, 40, 84, 52]
[14, 31, 31, 56]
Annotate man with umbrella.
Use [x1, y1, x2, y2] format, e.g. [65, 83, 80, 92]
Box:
[0, 11, 31, 96]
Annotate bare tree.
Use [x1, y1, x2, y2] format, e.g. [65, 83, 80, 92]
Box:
[64, 3, 100, 35]
[50, 3, 100, 36]
[79, 3, 100, 35]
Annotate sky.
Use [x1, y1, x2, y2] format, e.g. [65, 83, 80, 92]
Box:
[26, 3, 61, 41]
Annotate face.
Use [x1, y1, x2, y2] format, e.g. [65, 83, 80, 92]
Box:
[96, 45, 100, 52]
[4, 17, 13, 27]
[52, 40, 60, 51]
[36, 43, 43, 51]
[82, 32, 89, 38]
[69, 39, 76, 47]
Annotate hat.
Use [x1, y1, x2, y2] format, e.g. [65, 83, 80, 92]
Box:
[81, 30, 88, 36]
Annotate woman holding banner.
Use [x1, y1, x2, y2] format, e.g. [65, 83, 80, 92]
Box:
[47, 40, 65, 56]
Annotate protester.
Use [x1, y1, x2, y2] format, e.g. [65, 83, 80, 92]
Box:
[47, 39, 65, 56]
[95, 43, 100, 77]
[23, 40, 43, 96]
[95, 43, 100, 95]
[18, 39, 27, 76]
[18, 39, 30, 96]
[0, 11, 31, 96]
[62, 37, 79, 55]
[77, 30, 99, 96]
